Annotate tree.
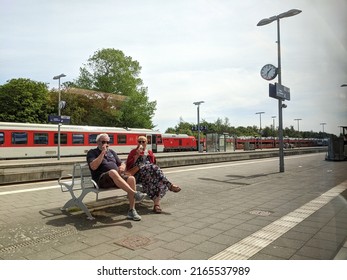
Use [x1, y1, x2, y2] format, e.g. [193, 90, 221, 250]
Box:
[71, 48, 156, 128]
[46, 87, 124, 126]
[262, 126, 273, 137]
[0, 78, 50, 123]
[165, 117, 194, 135]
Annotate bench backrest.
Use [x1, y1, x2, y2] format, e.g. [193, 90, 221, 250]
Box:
[73, 163, 98, 189]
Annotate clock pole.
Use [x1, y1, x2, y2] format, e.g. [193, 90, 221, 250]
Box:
[257, 9, 302, 173]
[277, 18, 285, 172]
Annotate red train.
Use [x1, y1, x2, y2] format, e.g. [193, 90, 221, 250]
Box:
[162, 133, 197, 152]
[233, 137, 321, 150]
[0, 122, 164, 159]
[0, 122, 323, 159]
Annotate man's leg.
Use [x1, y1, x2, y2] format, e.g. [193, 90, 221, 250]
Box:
[108, 170, 144, 204]
[120, 174, 142, 221]
[125, 175, 136, 209]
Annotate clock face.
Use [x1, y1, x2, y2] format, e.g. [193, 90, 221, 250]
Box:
[260, 64, 277, 81]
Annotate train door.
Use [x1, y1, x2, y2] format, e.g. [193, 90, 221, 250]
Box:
[147, 134, 157, 152]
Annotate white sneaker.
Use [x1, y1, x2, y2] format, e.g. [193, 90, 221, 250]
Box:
[127, 209, 141, 221]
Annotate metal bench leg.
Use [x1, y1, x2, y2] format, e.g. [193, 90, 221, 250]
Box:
[61, 187, 79, 209]
[75, 199, 95, 220]
[62, 198, 77, 210]
[61, 197, 94, 220]
[77, 189, 98, 220]
[62, 189, 98, 220]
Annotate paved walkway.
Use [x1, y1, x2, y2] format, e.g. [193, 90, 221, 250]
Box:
[0, 153, 346, 260]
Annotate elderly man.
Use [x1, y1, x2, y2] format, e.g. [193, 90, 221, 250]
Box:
[86, 133, 145, 221]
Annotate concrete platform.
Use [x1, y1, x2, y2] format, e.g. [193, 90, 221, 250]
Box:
[0, 152, 346, 260]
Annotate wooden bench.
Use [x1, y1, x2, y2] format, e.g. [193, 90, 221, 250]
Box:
[58, 163, 142, 220]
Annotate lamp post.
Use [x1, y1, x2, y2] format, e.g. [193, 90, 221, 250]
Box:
[294, 118, 302, 132]
[257, 9, 302, 172]
[255, 112, 265, 131]
[193, 101, 204, 153]
[294, 118, 302, 147]
[256, 112, 265, 149]
[271, 116, 276, 132]
[53, 73, 66, 160]
[320, 122, 327, 133]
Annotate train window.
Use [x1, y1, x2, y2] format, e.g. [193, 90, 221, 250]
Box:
[109, 135, 114, 144]
[89, 134, 97, 144]
[118, 134, 126, 144]
[54, 133, 67, 144]
[12, 132, 27, 144]
[0, 132, 4, 144]
[147, 136, 152, 144]
[156, 135, 162, 144]
[34, 133, 48, 144]
[89, 134, 114, 144]
[72, 134, 84, 144]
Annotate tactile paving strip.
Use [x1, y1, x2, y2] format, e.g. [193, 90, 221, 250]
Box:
[0, 228, 77, 253]
[209, 181, 347, 260]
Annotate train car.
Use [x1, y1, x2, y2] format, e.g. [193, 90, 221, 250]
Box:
[235, 137, 257, 150]
[284, 137, 318, 148]
[162, 133, 197, 152]
[0, 122, 164, 159]
[235, 136, 318, 150]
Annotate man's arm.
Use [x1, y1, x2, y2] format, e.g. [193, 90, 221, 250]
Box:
[89, 151, 106, 170]
[88, 147, 107, 171]
[112, 150, 126, 173]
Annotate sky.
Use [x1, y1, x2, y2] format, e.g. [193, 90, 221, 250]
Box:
[1, 0, 346, 136]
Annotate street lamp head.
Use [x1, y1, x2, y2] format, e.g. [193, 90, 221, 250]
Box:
[278, 9, 302, 19]
[257, 16, 277, 26]
[257, 9, 302, 26]
[53, 73, 66, 80]
[193, 101, 204, 106]
[341, 84, 347, 87]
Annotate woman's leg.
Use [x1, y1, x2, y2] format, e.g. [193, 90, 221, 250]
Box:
[153, 196, 161, 213]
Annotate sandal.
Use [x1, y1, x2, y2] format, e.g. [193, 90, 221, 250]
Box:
[169, 184, 181, 193]
[153, 205, 162, 214]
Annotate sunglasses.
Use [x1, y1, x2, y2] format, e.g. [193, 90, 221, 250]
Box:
[101, 141, 109, 144]
[138, 141, 146, 144]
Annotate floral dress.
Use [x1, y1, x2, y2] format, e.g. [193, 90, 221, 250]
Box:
[133, 153, 172, 200]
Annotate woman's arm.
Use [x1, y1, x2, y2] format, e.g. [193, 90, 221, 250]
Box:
[148, 150, 156, 164]
[126, 149, 139, 169]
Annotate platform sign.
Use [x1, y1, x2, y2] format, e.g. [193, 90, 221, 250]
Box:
[192, 125, 208, 131]
[269, 83, 290, 101]
[48, 115, 60, 123]
[48, 115, 71, 124]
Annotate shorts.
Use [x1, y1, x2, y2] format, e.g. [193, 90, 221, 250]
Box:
[98, 171, 129, 189]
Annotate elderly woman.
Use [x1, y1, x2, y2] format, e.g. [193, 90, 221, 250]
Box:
[126, 136, 181, 213]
